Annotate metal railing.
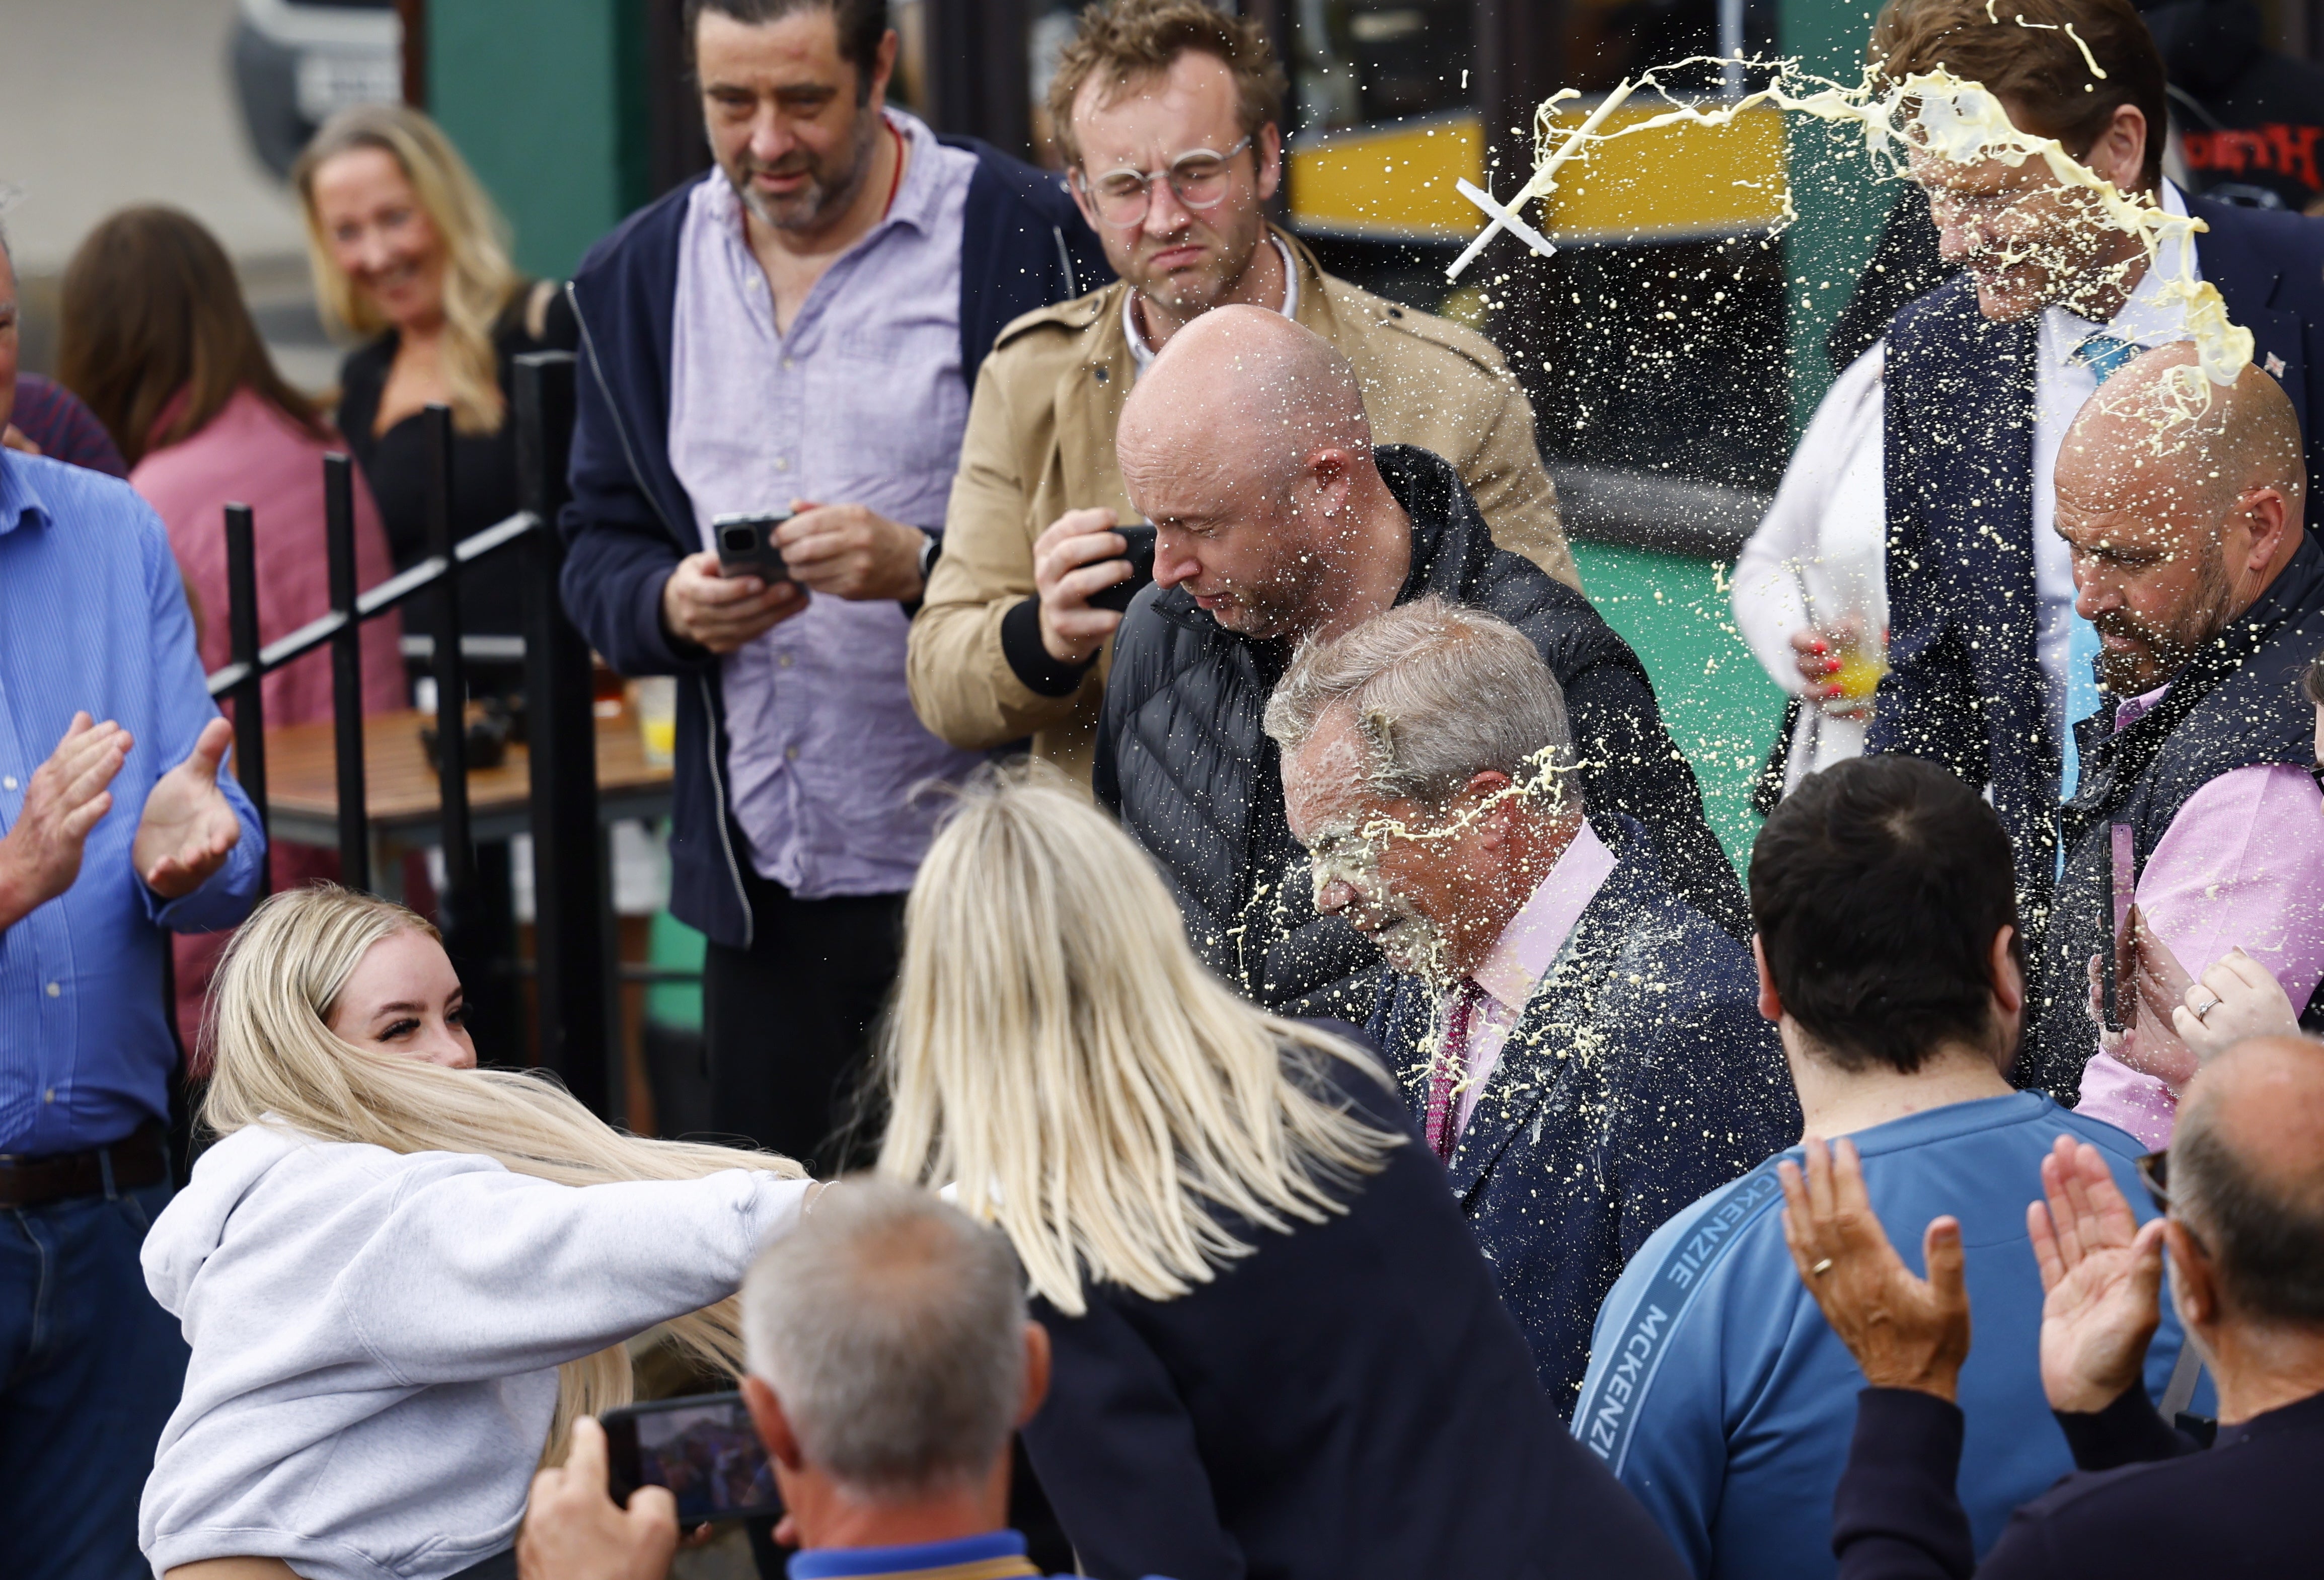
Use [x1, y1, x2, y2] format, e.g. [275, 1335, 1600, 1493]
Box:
[203, 352, 621, 1118]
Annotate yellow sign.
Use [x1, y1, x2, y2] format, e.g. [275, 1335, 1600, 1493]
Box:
[1288, 101, 1790, 247]
[1286, 113, 1487, 242]
[1539, 100, 1791, 245]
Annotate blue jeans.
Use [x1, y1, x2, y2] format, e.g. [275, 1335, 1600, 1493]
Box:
[1, 1174, 189, 1580]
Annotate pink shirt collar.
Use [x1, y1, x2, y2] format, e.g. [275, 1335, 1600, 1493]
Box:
[1469, 820, 1620, 1016]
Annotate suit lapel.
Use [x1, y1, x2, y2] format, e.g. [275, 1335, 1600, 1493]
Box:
[1443, 864, 1641, 1201]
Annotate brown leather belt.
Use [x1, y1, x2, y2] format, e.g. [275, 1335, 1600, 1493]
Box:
[0, 1121, 170, 1209]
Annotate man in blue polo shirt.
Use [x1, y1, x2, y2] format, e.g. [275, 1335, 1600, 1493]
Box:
[1572, 756, 2197, 1579]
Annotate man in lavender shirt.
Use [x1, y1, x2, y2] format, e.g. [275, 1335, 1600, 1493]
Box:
[557, 0, 1105, 1162]
[2033, 342, 2324, 1146]
[1267, 598, 1795, 1409]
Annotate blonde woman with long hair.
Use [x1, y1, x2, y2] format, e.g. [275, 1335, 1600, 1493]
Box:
[138, 887, 813, 1580]
[293, 103, 572, 643]
[877, 770, 1684, 1580]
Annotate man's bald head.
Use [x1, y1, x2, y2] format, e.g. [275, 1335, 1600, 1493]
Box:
[1115, 305, 1405, 639]
[2051, 344, 2307, 693]
[1118, 304, 1369, 500]
[2175, 1035, 2324, 1330]
[2058, 343, 2307, 533]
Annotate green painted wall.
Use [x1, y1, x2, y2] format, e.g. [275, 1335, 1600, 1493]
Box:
[429, 0, 650, 280]
[1778, 0, 1890, 431]
[1572, 542, 1787, 869]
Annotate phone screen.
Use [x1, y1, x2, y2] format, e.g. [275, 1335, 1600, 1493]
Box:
[603, 1391, 782, 1524]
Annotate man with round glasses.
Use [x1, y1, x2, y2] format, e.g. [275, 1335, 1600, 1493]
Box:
[907, 0, 1581, 789]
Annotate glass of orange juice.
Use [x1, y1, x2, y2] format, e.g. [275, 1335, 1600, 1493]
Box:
[1830, 641, 1888, 702]
[633, 676, 677, 768]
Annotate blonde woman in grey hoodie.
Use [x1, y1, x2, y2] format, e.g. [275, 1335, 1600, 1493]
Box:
[139, 886, 817, 1580]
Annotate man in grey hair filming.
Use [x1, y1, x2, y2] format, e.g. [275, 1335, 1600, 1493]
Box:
[1268, 597, 1796, 1413]
[517, 1178, 1080, 1580]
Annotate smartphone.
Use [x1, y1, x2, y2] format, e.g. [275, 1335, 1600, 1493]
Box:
[602, 1391, 783, 1524]
[1088, 523, 1159, 614]
[711, 511, 793, 585]
[2104, 822, 2137, 1035]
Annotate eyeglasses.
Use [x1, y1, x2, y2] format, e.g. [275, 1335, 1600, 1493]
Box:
[2135, 1149, 2172, 1212]
[1073, 136, 1252, 228]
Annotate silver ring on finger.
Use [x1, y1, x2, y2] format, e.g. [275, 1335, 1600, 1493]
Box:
[2191, 995, 2222, 1022]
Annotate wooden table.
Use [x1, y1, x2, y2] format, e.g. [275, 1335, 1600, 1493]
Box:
[260, 708, 674, 881]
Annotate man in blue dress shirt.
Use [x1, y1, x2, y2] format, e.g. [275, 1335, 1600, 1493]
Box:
[0, 235, 267, 1580]
[1572, 757, 2194, 1580]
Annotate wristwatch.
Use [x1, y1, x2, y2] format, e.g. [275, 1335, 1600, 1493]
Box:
[903, 531, 943, 616]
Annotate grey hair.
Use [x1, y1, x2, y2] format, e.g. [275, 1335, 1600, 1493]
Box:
[742, 1176, 1026, 1499]
[1262, 595, 1575, 806]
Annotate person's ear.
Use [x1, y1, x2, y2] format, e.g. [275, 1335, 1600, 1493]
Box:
[2232, 486, 2292, 585]
[866, 28, 899, 110]
[1254, 121, 1284, 204]
[1990, 925, 2025, 1017]
[1463, 771, 1515, 846]
[741, 1374, 805, 1472]
[2162, 1219, 2221, 1332]
[2086, 103, 2149, 193]
[1752, 934, 1783, 1025]
[1017, 1320, 1052, 1427]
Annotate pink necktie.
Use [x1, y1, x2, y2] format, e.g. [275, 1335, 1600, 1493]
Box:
[1426, 980, 1485, 1163]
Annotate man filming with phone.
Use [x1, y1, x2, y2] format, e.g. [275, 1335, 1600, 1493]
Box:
[907, 0, 1581, 786]
[560, 0, 1107, 1165]
[517, 1180, 1070, 1580]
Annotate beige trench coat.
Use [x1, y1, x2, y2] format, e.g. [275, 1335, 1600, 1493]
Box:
[906, 229, 1579, 784]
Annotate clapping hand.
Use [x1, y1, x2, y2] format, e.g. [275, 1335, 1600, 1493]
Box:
[1780, 1137, 1972, 1401]
[133, 717, 242, 898]
[2028, 1136, 2166, 1414]
[0, 712, 130, 929]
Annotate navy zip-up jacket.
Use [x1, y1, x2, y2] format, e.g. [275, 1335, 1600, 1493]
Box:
[558, 141, 1109, 947]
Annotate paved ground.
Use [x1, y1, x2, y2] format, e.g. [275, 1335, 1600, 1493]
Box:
[0, 0, 337, 389]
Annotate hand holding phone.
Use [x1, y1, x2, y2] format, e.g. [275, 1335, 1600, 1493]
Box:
[1034, 509, 1150, 665]
[663, 547, 805, 655]
[519, 1417, 681, 1580]
[1087, 524, 1159, 614]
[713, 512, 794, 585]
[602, 1391, 783, 1525]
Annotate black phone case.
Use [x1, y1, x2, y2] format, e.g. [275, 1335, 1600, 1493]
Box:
[601, 1392, 784, 1523]
[1089, 524, 1159, 614]
[714, 515, 792, 584]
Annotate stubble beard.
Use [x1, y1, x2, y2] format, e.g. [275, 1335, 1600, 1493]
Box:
[2094, 540, 2237, 694]
[1133, 208, 1268, 323]
[730, 103, 881, 235]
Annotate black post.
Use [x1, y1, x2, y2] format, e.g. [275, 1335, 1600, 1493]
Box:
[925, 0, 1032, 157]
[513, 352, 616, 1117]
[323, 454, 370, 891]
[424, 404, 476, 924]
[222, 502, 270, 878]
